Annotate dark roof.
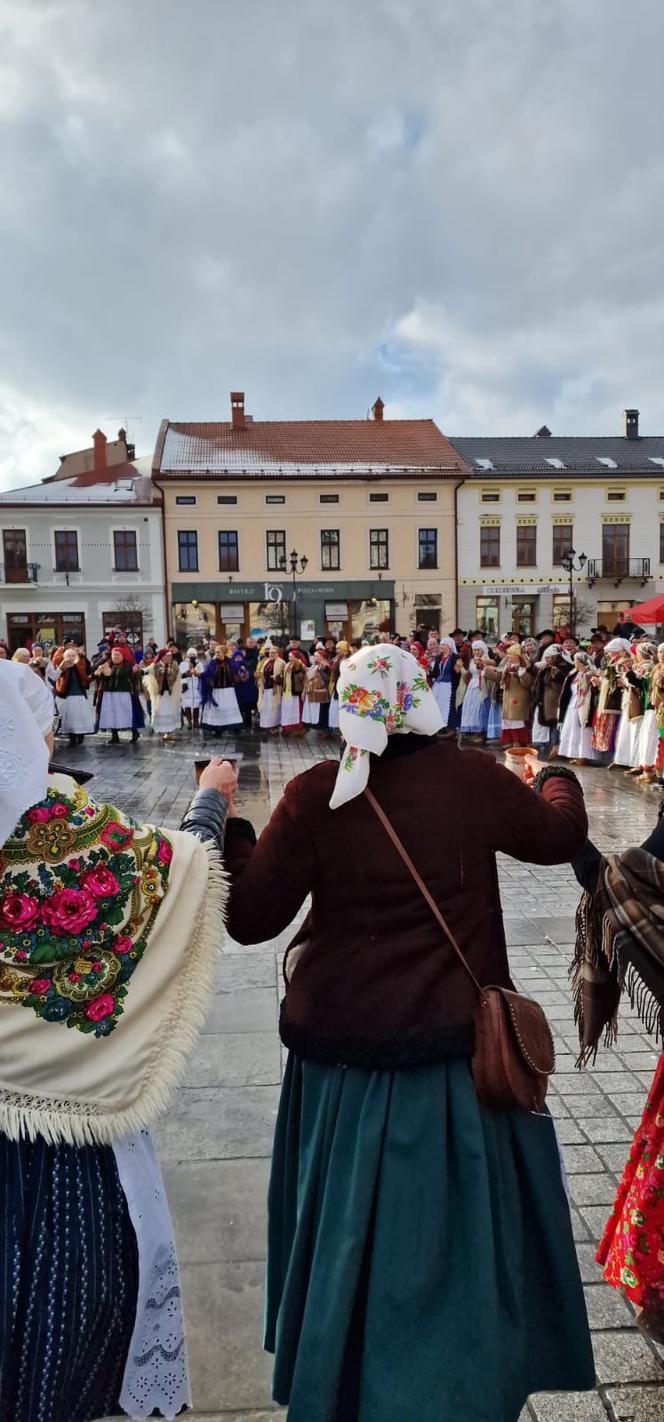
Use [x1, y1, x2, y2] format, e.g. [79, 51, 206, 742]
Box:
[449, 436, 664, 478]
[153, 418, 466, 478]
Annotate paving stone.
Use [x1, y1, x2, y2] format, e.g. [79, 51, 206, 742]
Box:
[163, 1158, 270, 1265]
[597, 1142, 635, 1173]
[203, 988, 279, 1034]
[593, 1332, 664, 1384]
[604, 1385, 664, 1420]
[218, 952, 279, 991]
[557, 1074, 602, 1096]
[571, 1174, 621, 1207]
[576, 1118, 635, 1143]
[555, 1119, 587, 1145]
[584, 1283, 635, 1329]
[563, 1144, 605, 1172]
[573, 1097, 627, 1119]
[182, 1260, 274, 1412]
[528, 1392, 608, 1420]
[153, 1085, 279, 1161]
[187, 1032, 282, 1088]
[580, 1205, 615, 1240]
[576, 1243, 605, 1284]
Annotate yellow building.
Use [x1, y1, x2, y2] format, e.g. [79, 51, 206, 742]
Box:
[153, 393, 467, 645]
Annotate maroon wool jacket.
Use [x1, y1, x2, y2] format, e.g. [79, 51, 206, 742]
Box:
[224, 740, 588, 1069]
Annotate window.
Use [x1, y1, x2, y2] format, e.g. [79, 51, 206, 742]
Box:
[553, 489, 572, 502]
[418, 528, 438, 569]
[321, 529, 340, 570]
[516, 525, 537, 567]
[552, 524, 573, 564]
[176, 495, 196, 505]
[418, 492, 437, 502]
[320, 494, 339, 503]
[602, 522, 630, 576]
[113, 530, 138, 572]
[369, 529, 389, 569]
[369, 492, 389, 503]
[481, 490, 500, 503]
[54, 530, 79, 572]
[2, 528, 27, 582]
[607, 489, 626, 502]
[266, 529, 286, 570]
[517, 490, 536, 503]
[480, 525, 500, 567]
[552, 594, 573, 630]
[177, 530, 198, 572]
[218, 530, 239, 572]
[475, 596, 498, 640]
[217, 495, 237, 505]
[266, 495, 285, 505]
[102, 609, 143, 647]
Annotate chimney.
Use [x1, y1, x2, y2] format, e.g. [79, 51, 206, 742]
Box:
[92, 428, 108, 475]
[372, 396, 385, 422]
[230, 391, 246, 431]
[623, 408, 639, 440]
[535, 425, 552, 437]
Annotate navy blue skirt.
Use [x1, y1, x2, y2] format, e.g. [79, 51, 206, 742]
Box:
[0, 1132, 139, 1422]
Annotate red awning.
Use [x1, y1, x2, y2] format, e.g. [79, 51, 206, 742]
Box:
[620, 593, 664, 624]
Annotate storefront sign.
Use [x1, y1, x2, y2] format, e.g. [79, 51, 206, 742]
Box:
[481, 584, 566, 596]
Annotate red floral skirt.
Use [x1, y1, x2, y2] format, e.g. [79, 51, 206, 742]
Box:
[500, 726, 530, 747]
[596, 1052, 664, 1311]
[592, 711, 619, 754]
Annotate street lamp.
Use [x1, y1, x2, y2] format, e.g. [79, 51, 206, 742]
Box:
[560, 548, 587, 636]
[279, 549, 309, 638]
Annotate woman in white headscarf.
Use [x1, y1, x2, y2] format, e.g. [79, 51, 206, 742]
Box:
[459, 638, 490, 739]
[221, 645, 594, 1422]
[0, 659, 236, 1422]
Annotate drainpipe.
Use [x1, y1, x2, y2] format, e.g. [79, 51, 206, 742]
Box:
[453, 477, 464, 627]
[153, 478, 170, 641]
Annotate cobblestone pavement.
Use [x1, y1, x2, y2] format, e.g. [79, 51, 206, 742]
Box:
[69, 725, 664, 1422]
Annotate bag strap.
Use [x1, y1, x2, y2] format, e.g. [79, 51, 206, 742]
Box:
[363, 786, 486, 1002]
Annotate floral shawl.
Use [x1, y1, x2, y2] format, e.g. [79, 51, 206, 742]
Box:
[0, 773, 226, 1146]
[330, 645, 443, 809]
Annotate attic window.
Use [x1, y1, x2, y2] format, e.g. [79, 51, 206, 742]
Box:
[545, 458, 565, 470]
[517, 489, 536, 503]
[474, 458, 494, 471]
[649, 458, 664, 468]
[114, 478, 135, 493]
[596, 457, 618, 469]
[553, 489, 572, 502]
[481, 489, 500, 503]
[607, 489, 626, 502]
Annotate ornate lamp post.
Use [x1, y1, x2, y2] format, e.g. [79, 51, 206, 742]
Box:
[560, 548, 587, 636]
[279, 549, 309, 638]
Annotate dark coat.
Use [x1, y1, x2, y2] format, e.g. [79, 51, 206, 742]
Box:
[224, 739, 587, 1069]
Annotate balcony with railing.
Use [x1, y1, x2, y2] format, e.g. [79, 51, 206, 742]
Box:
[0, 562, 40, 584]
[586, 557, 652, 587]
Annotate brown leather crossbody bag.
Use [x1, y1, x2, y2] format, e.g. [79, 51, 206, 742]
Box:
[364, 787, 555, 1112]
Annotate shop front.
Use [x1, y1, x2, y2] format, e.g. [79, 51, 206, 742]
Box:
[6, 610, 86, 652]
[473, 584, 570, 641]
[171, 580, 395, 647]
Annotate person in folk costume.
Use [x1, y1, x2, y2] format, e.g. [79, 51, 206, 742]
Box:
[327, 640, 351, 734]
[572, 799, 664, 1345]
[281, 648, 308, 735]
[619, 641, 657, 778]
[231, 644, 257, 731]
[95, 645, 145, 745]
[425, 632, 440, 672]
[302, 647, 332, 731]
[180, 646, 205, 730]
[244, 636, 260, 681]
[459, 639, 490, 740]
[558, 651, 598, 765]
[591, 638, 633, 765]
[53, 644, 95, 747]
[0, 659, 242, 1421]
[45, 645, 60, 698]
[431, 636, 464, 734]
[408, 639, 430, 674]
[200, 643, 243, 736]
[220, 645, 594, 1420]
[532, 644, 573, 761]
[648, 645, 664, 784]
[146, 649, 182, 744]
[611, 644, 645, 772]
[492, 643, 533, 748]
[258, 644, 287, 734]
[483, 643, 504, 743]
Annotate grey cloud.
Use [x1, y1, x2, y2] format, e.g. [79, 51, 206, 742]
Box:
[1, 0, 664, 488]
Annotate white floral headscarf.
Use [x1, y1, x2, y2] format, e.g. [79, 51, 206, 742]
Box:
[330, 645, 443, 809]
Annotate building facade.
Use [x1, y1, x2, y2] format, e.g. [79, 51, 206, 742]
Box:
[451, 412, 664, 638]
[153, 393, 467, 645]
[0, 430, 166, 652]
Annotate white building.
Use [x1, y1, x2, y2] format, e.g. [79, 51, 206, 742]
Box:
[0, 429, 166, 652]
[451, 411, 664, 639]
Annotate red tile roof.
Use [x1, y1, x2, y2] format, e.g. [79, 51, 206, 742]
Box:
[154, 419, 465, 478]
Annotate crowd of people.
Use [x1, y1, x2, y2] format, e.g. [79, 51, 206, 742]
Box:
[4, 620, 664, 785]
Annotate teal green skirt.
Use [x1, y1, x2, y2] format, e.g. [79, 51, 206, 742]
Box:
[266, 1055, 594, 1422]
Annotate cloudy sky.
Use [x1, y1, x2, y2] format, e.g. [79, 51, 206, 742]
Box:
[1, 0, 664, 488]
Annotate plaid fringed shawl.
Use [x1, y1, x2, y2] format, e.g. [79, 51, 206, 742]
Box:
[573, 848, 664, 1065]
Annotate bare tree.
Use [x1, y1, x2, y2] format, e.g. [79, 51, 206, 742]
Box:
[108, 593, 153, 646]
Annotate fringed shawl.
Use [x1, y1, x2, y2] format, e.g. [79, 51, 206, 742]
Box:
[572, 847, 664, 1065]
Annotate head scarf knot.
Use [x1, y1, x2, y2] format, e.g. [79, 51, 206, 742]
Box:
[330, 645, 443, 809]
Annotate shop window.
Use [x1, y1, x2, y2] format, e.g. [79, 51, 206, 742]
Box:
[113, 530, 138, 572]
[418, 528, 438, 569]
[350, 599, 391, 640]
[480, 525, 500, 567]
[174, 601, 216, 645]
[321, 529, 340, 571]
[552, 594, 573, 630]
[516, 525, 537, 567]
[54, 529, 79, 572]
[369, 529, 389, 569]
[266, 529, 286, 570]
[475, 597, 498, 641]
[102, 609, 143, 647]
[218, 530, 239, 572]
[512, 601, 536, 637]
[552, 524, 573, 565]
[177, 530, 199, 572]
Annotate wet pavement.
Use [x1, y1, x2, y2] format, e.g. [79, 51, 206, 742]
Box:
[69, 724, 664, 1422]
